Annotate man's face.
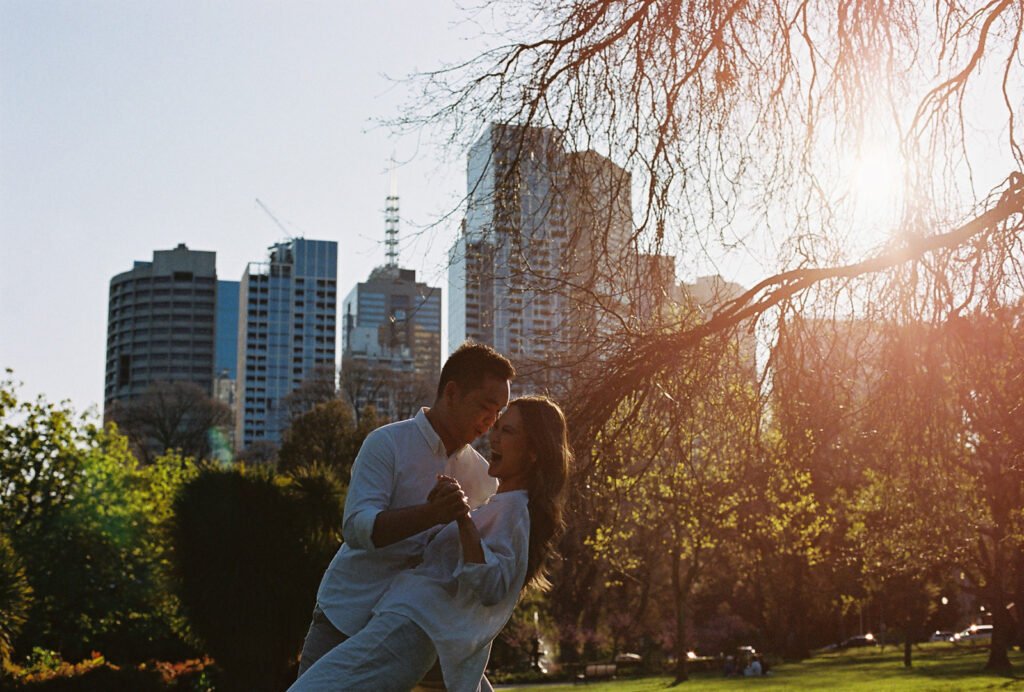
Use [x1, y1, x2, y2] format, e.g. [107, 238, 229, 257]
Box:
[447, 375, 511, 447]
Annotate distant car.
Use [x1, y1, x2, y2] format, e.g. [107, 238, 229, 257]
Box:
[737, 645, 757, 656]
[838, 634, 877, 649]
[929, 630, 954, 642]
[953, 625, 992, 645]
[614, 652, 642, 663]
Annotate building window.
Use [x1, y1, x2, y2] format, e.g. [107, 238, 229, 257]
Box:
[118, 355, 131, 387]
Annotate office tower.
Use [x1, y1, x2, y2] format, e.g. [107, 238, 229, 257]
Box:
[235, 238, 338, 448]
[449, 124, 635, 392]
[343, 268, 442, 374]
[214, 280, 240, 406]
[681, 274, 755, 372]
[342, 186, 442, 420]
[104, 243, 218, 414]
[342, 266, 442, 419]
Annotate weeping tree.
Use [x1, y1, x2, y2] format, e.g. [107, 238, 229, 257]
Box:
[943, 307, 1024, 668]
[396, 0, 1024, 416]
[584, 337, 764, 682]
[391, 0, 1024, 404]
[396, 0, 1024, 671]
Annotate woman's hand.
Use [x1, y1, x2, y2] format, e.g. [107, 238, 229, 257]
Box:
[427, 475, 471, 524]
[370, 475, 470, 547]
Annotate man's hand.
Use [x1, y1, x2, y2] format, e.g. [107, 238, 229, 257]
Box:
[427, 474, 471, 524]
[370, 475, 471, 548]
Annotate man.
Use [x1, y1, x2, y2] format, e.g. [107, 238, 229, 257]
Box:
[296, 342, 515, 676]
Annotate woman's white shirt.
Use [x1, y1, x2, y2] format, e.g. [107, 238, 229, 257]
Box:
[375, 489, 530, 692]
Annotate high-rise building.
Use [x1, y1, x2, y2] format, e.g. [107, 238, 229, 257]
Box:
[235, 238, 337, 448]
[681, 274, 756, 373]
[214, 280, 240, 406]
[342, 266, 442, 420]
[448, 124, 635, 392]
[342, 184, 442, 420]
[104, 243, 218, 414]
[343, 268, 442, 374]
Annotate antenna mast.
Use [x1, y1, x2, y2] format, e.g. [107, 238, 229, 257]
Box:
[385, 171, 399, 268]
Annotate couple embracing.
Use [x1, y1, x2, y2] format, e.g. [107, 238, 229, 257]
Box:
[288, 342, 572, 692]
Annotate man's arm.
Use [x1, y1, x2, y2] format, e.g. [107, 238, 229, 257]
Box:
[370, 476, 470, 548]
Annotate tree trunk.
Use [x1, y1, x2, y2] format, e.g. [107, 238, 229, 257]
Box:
[1014, 546, 1024, 650]
[671, 549, 689, 684]
[985, 606, 1013, 671]
[903, 612, 913, 668]
[783, 555, 810, 659]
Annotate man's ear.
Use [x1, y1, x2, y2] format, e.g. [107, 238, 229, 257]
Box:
[442, 380, 461, 404]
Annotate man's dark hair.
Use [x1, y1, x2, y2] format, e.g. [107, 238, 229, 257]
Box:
[436, 342, 515, 399]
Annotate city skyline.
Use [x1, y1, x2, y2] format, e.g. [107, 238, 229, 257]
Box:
[0, 1, 495, 416]
[0, 2, 761, 419]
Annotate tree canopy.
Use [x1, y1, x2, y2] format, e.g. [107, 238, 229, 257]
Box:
[401, 0, 1024, 428]
[396, 1, 1024, 670]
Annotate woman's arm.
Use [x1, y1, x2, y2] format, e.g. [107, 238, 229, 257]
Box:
[456, 514, 485, 564]
[454, 501, 530, 606]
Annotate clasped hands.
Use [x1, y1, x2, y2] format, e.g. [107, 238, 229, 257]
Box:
[426, 474, 472, 525]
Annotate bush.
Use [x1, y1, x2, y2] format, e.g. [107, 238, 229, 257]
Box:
[3, 650, 215, 691]
[0, 534, 32, 674]
[2, 376, 196, 665]
[169, 464, 345, 692]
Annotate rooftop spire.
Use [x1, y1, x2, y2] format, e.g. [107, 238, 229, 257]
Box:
[385, 169, 399, 268]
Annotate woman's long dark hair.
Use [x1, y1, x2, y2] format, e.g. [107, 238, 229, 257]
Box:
[510, 396, 572, 591]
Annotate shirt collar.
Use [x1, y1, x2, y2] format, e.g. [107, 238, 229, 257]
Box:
[491, 489, 528, 503]
[415, 407, 452, 457]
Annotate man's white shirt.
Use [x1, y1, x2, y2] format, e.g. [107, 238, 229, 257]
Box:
[316, 408, 497, 636]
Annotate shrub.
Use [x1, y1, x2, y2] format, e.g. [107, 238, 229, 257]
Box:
[4, 650, 215, 691]
[2, 375, 196, 665]
[0, 534, 32, 674]
[169, 464, 344, 692]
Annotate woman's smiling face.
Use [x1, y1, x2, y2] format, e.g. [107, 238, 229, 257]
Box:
[487, 404, 533, 489]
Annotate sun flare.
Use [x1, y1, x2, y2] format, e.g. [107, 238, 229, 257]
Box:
[844, 141, 905, 250]
[851, 146, 902, 211]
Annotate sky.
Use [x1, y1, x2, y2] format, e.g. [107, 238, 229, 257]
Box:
[1, 1, 496, 415]
[5, 3, 1013, 420]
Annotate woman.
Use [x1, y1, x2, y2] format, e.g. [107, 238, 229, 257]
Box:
[289, 396, 572, 692]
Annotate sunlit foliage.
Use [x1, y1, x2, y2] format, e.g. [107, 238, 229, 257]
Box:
[1, 372, 197, 663]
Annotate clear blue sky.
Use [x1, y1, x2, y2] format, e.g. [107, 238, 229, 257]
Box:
[1, 1, 493, 414]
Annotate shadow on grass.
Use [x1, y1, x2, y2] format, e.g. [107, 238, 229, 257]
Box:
[499, 645, 1023, 691]
[776, 644, 1023, 690]
[910, 645, 1022, 682]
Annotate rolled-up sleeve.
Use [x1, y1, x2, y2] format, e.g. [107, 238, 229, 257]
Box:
[341, 431, 395, 550]
[454, 512, 528, 606]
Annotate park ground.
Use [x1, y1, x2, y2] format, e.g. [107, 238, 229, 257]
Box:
[497, 643, 1024, 691]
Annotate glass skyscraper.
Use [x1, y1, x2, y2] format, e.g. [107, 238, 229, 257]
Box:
[236, 238, 337, 448]
[214, 279, 240, 407]
[448, 124, 635, 392]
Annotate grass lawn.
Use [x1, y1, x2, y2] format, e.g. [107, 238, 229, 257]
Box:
[497, 643, 1024, 691]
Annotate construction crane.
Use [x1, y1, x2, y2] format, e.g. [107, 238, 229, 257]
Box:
[255, 198, 293, 238]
